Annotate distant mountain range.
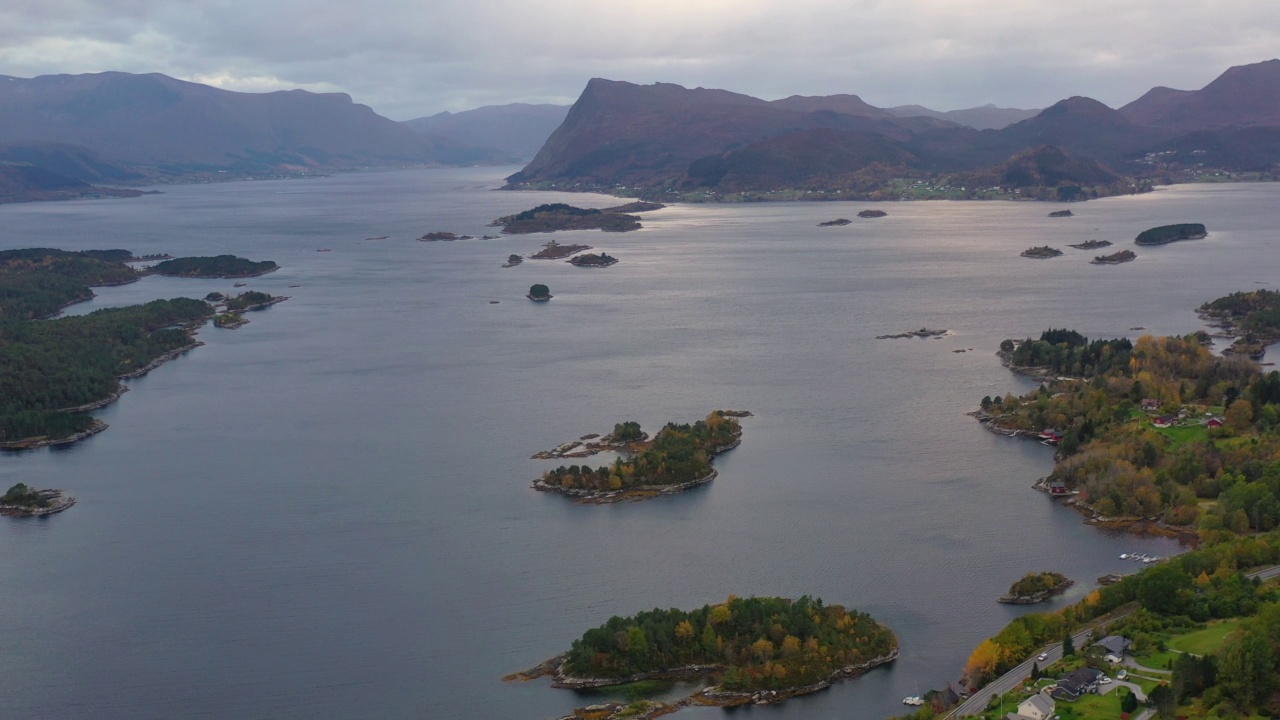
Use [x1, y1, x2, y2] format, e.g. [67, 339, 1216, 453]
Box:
[886, 104, 1041, 131]
[0, 61, 1277, 203]
[508, 59, 1280, 200]
[402, 104, 569, 161]
[0, 71, 509, 181]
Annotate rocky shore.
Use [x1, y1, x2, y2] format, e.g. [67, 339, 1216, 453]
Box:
[0, 420, 107, 451]
[119, 341, 205, 379]
[513, 648, 899, 711]
[533, 469, 720, 503]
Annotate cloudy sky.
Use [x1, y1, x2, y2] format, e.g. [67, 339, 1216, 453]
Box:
[1, 0, 1277, 120]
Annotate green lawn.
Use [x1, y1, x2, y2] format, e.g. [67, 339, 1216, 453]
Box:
[1055, 692, 1125, 720]
[1132, 649, 1179, 670]
[1168, 618, 1245, 656]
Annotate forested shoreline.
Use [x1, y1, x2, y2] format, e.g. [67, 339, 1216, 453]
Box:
[0, 248, 277, 447]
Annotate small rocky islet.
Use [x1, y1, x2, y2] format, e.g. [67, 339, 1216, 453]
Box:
[1, 483, 75, 517]
[531, 411, 747, 503]
[1068, 239, 1112, 250]
[876, 328, 948, 340]
[1092, 249, 1137, 265]
[1020, 245, 1063, 259]
[996, 571, 1073, 604]
[818, 218, 852, 226]
[857, 209, 887, 218]
[490, 201, 664, 234]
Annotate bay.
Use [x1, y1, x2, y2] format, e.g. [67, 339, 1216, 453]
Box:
[1, 168, 1276, 719]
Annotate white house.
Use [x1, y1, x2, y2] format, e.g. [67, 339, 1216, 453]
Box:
[1018, 693, 1056, 720]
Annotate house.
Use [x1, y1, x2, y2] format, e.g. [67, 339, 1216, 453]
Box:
[1096, 635, 1132, 657]
[1017, 693, 1055, 720]
[1207, 416, 1224, 429]
[1152, 415, 1176, 428]
[1141, 398, 1160, 412]
[1052, 667, 1103, 701]
[1048, 480, 1070, 495]
[1039, 428, 1064, 444]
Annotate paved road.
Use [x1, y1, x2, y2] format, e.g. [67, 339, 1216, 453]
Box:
[945, 563, 1278, 718]
[1249, 564, 1280, 582]
[946, 614, 1129, 717]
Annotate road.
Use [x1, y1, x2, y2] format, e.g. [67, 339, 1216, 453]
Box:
[945, 562, 1278, 718]
[945, 612, 1132, 717]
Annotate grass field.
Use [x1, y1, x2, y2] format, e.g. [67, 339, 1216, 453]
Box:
[1168, 618, 1245, 656]
[1132, 648, 1179, 670]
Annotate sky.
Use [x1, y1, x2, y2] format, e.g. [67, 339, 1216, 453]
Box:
[1, 0, 1278, 120]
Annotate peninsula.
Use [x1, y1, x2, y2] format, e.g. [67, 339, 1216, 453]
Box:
[532, 411, 744, 502]
[1134, 223, 1207, 245]
[973, 309, 1280, 540]
[1020, 245, 1063, 259]
[491, 203, 648, 234]
[1198, 288, 1280, 359]
[0, 247, 280, 449]
[148, 255, 278, 278]
[996, 571, 1072, 604]
[510, 595, 897, 711]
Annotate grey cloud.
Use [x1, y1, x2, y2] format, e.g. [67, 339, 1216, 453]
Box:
[0, 0, 1277, 119]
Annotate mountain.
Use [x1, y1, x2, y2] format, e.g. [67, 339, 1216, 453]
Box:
[770, 94, 891, 118]
[993, 97, 1165, 165]
[0, 142, 143, 183]
[0, 72, 500, 175]
[1142, 127, 1280, 172]
[1120, 59, 1280, 129]
[680, 128, 919, 192]
[403, 104, 568, 160]
[945, 145, 1127, 200]
[509, 79, 947, 188]
[886, 104, 1041, 130]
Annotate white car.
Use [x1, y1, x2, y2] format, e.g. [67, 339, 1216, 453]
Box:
[1099, 677, 1112, 684]
[1037, 653, 1048, 661]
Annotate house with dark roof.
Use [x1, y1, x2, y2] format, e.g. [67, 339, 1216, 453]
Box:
[1096, 635, 1132, 657]
[1051, 667, 1102, 701]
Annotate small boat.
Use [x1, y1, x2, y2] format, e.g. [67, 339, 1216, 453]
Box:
[1119, 554, 1128, 559]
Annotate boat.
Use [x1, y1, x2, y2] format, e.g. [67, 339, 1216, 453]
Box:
[1119, 554, 1128, 559]
[902, 696, 924, 706]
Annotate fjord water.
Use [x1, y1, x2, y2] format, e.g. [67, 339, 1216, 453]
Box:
[1, 170, 1277, 720]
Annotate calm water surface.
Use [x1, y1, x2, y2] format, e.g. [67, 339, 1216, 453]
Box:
[2, 169, 1277, 719]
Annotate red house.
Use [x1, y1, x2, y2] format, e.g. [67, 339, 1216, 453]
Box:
[1207, 417, 1224, 429]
